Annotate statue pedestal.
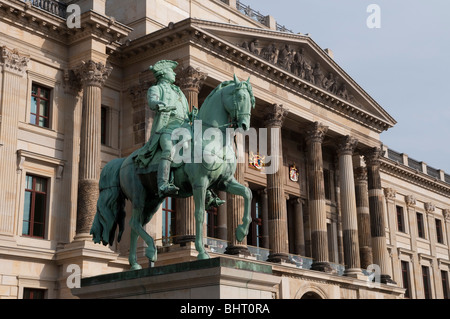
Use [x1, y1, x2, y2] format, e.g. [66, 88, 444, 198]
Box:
[72, 257, 279, 299]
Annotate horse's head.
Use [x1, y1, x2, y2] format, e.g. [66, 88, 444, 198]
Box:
[223, 75, 256, 131]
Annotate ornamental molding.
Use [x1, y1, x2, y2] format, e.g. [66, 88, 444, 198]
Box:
[354, 166, 368, 182]
[363, 147, 384, 167]
[424, 202, 436, 214]
[443, 210, 450, 221]
[383, 187, 396, 200]
[405, 195, 416, 207]
[0, 45, 29, 76]
[175, 65, 208, 93]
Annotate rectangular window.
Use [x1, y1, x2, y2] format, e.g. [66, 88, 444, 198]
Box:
[23, 288, 46, 299]
[401, 261, 411, 298]
[248, 195, 263, 247]
[442, 270, 449, 300]
[436, 219, 444, 244]
[162, 197, 176, 246]
[31, 84, 50, 128]
[422, 265, 432, 299]
[23, 175, 48, 239]
[396, 206, 405, 233]
[417, 212, 425, 238]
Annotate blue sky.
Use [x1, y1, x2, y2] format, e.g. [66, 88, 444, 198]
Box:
[239, 0, 450, 172]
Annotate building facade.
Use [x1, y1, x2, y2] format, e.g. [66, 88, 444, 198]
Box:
[0, 0, 449, 299]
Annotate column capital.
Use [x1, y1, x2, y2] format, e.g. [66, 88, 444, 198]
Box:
[175, 65, 208, 93]
[405, 195, 416, 207]
[305, 121, 328, 144]
[63, 69, 82, 96]
[443, 209, 450, 221]
[383, 187, 396, 200]
[363, 146, 385, 167]
[264, 104, 289, 127]
[291, 197, 305, 205]
[75, 60, 112, 88]
[424, 202, 436, 215]
[1, 46, 29, 76]
[337, 135, 358, 156]
[354, 166, 367, 181]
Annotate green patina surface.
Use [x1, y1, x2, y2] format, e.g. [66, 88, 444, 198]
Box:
[81, 257, 272, 287]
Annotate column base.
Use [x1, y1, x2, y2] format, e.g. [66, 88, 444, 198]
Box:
[173, 235, 196, 245]
[380, 274, 397, 285]
[310, 261, 333, 273]
[344, 268, 366, 280]
[267, 253, 290, 263]
[225, 244, 251, 256]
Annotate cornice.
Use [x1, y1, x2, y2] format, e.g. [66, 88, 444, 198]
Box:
[380, 157, 450, 198]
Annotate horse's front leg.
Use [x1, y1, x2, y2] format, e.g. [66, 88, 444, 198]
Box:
[192, 182, 210, 260]
[223, 177, 252, 243]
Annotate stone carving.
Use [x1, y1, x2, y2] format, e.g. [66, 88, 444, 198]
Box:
[363, 147, 385, 167]
[383, 187, 396, 200]
[264, 103, 289, 127]
[237, 40, 356, 103]
[337, 135, 358, 156]
[305, 122, 328, 144]
[443, 209, 450, 221]
[405, 195, 416, 207]
[424, 202, 435, 214]
[75, 60, 113, 88]
[0, 46, 29, 76]
[175, 65, 208, 93]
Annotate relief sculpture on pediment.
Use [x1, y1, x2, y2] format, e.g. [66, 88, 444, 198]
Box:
[237, 39, 358, 104]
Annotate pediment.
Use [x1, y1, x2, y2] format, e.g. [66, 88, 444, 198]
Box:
[190, 19, 396, 132]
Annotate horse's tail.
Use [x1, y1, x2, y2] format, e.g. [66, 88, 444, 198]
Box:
[90, 157, 127, 246]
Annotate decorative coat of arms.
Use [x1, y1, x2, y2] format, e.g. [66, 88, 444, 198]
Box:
[249, 152, 265, 170]
[289, 164, 299, 182]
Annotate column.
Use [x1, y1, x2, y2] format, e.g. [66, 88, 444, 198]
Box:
[444, 210, 450, 267]
[406, 195, 420, 299]
[384, 187, 400, 283]
[354, 166, 373, 269]
[74, 60, 112, 239]
[174, 66, 208, 244]
[0, 47, 29, 235]
[337, 136, 362, 276]
[425, 202, 440, 298]
[265, 104, 290, 262]
[363, 147, 395, 284]
[292, 198, 306, 256]
[305, 122, 332, 272]
[259, 189, 270, 249]
[225, 161, 250, 255]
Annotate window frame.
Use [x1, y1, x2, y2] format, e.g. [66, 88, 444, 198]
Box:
[441, 270, 449, 300]
[23, 288, 46, 299]
[401, 260, 411, 298]
[435, 218, 444, 244]
[22, 174, 48, 239]
[161, 197, 176, 246]
[30, 83, 51, 128]
[422, 265, 432, 299]
[417, 212, 425, 239]
[396, 205, 405, 233]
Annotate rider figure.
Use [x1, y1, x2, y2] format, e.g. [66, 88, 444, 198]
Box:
[134, 60, 225, 208]
[135, 60, 188, 197]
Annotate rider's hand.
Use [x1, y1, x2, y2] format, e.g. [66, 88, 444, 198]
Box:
[157, 102, 167, 111]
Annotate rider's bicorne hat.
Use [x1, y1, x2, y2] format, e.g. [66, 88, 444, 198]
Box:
[149, 60, 178, 78]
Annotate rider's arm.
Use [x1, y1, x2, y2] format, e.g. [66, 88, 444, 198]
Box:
[147, 86, 165, 111]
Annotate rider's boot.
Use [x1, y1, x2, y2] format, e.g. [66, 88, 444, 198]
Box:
[157, 158, 179, 197]
[206, 190, 226, 210]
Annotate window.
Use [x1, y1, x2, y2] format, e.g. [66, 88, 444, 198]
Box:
[401, 261, 411, 298]
[248, 196, 263, 247]
[31, 84, 50, 128]
[436, 219, 444, 244]
[23, 175, 48, 239]
[101, 106, 108, 145]
[396, 206, 405, 233]
[422, 265, 432, 299]
[206, 206, 218, 239]
[23, 288, 46, 299]
[442, 270, 449, 300]
[162, 197, 176, 246]
[323, 169, 331, 200]
[417, 212, 425, 238]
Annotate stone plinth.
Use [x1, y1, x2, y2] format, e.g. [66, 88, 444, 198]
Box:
[72, 257, 278, 299]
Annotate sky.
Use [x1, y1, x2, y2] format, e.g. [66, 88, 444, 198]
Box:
[239, 0, 450, 173]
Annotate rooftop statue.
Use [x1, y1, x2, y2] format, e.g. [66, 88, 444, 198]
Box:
[90, 60, 256, 270]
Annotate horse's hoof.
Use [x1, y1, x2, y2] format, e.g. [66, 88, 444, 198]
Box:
[130, 264, 142, 271]
[235, 225, 247, 243]
[145, 246, 157, 262]
[197, 252, 210, 260]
